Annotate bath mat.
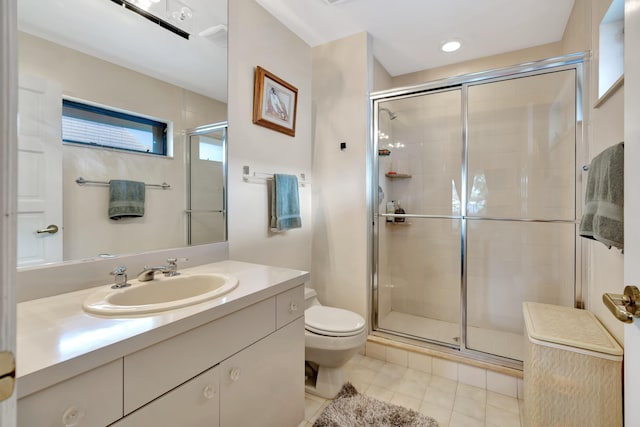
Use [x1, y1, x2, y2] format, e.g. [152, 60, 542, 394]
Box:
[312, 383, 438, 427]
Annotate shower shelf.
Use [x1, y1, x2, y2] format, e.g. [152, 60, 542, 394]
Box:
[385, 173, 412, 179]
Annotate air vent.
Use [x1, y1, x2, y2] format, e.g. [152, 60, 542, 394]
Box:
[199, 24, 227, 47]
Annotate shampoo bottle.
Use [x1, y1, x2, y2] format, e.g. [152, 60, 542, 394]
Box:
[386, 201, 395, 222]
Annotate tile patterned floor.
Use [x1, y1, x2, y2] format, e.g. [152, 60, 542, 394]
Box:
[299, 354, 524, 427]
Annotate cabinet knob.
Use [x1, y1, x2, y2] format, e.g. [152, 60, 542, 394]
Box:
[288, 302, 298, 313]
[229, 367, 241, 382]
[203, 384, 217, 399]
[62, 406, 84, 427]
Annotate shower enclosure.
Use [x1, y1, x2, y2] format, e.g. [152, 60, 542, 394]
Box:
[186, 122, 227, 246]
[371, 55, 586, 366]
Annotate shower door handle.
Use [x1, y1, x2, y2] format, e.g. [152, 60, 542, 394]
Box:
[603, 285, 640, 323]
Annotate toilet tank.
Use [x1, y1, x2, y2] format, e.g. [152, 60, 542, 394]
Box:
[304, 287, 320, 309]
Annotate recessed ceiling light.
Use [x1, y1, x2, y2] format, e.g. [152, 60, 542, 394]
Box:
[441, 40, 462, 53]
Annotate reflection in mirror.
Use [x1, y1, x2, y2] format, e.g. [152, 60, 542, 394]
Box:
[187, 123, 227, 245]
[16, 0, 228, 268]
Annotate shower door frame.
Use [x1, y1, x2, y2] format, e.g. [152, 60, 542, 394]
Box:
[185, 121, 228, 246]
[370, 53, 589, 369]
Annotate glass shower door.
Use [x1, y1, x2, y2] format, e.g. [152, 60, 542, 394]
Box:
[464, 70, 577, 360]
[375, 89, 463, 347]
[187, 124, 227, 245]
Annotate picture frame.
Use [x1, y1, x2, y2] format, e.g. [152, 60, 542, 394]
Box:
[252, 66, 298, 137]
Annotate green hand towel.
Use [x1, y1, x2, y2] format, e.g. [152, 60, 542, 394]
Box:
[270, 174, 302, 232]
[109, 180, 145, 220]
[579, 142, 624, 250]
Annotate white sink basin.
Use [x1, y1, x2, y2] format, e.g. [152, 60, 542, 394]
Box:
[83, 273, 239, 315]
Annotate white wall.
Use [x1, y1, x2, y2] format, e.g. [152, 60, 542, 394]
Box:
[373, 58, 393, 92]
[582, 0, 625, 343]
[18, 32, 226, 260]
[227, 0, 312, 272]
[311, 33, 372, 318]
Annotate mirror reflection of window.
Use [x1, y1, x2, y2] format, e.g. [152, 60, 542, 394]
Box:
[199, 139, 223, 162]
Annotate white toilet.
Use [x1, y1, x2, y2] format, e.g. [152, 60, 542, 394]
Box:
[304, 287, 367, 398]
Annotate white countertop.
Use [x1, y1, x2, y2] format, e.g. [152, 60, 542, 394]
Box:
[17, 260, 309, 398]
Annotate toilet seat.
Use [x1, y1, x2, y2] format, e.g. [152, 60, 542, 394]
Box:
[305, 306, 366, 337]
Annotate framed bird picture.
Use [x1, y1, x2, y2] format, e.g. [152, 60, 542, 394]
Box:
[252, 66, 298, 137]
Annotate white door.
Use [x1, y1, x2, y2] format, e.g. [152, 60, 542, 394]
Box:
[16, 75, 63, 267]
[624, 0, 640, 425]
[1, 0, 17, 423]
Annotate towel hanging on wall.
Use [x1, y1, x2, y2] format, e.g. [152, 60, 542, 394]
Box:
[579, 142, 624, 250]
[108, 179, 145, 220]
[270, 174, 302, 232]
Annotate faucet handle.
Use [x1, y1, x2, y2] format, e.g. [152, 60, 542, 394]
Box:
[109, 265, 130, 289]
[165, 258, 187, 277]
[110, 265, 127, 276]
[166, 257, 188, 265]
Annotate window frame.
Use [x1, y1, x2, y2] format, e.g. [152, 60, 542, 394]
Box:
[61, 97, 172, 157]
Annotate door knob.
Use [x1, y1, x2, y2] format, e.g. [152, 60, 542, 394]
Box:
[36, 224, 59, 234]
[603, 285, 640, 323]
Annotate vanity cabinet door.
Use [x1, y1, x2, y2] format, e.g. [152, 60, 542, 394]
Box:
[17, 359, 123, 427]
[220, 317, 304, 427]
[123, 297, 276, 414]
[276, 285, 304, 328]
[113, 366, 220, 427]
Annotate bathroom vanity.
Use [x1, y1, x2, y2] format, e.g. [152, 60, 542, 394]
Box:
[16, 261, 308, 426]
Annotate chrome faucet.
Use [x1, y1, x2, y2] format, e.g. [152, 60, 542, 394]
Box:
[110, 265, 130, 289]
[137, 258, 187, 282]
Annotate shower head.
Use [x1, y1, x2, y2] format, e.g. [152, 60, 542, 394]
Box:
[380, 107, 398, 120]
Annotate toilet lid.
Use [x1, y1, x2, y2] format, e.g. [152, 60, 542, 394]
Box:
[305, 306, 366, 337]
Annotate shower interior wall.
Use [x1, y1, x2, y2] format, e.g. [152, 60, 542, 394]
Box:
[377, 90, 462, 327]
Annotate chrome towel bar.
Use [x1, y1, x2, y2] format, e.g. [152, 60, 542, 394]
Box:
[75, 176, 171, 189]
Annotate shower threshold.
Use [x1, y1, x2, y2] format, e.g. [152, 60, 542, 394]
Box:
[378, 311, 525, 361]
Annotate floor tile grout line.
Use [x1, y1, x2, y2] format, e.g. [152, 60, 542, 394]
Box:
[307, 354, 524, 427]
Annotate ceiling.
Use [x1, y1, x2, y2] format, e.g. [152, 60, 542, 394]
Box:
[18, 0, 228, 101]
[257, 0, 576, 77]
[18, 0, 576, 103]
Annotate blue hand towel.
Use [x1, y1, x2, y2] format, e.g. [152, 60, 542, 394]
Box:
[270, 174, 302, 232]
[108, 180, 145, 220]
[579, 142, 624, 249]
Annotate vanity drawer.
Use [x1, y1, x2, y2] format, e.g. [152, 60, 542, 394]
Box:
[18, 359, 123, 427]
[123, 297, 276, 414]
[276, 284, 304, 328]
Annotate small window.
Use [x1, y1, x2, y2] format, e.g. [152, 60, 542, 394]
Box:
[199, 139, 223, 162]
[62, 99, 168, 155]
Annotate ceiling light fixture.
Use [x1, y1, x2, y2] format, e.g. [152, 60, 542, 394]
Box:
[172, 6, 193, 21]
[110, 0, 190, 39]
[441, 40, 462, 53]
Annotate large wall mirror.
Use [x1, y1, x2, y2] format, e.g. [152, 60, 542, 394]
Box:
[16, 0, 228, 268]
